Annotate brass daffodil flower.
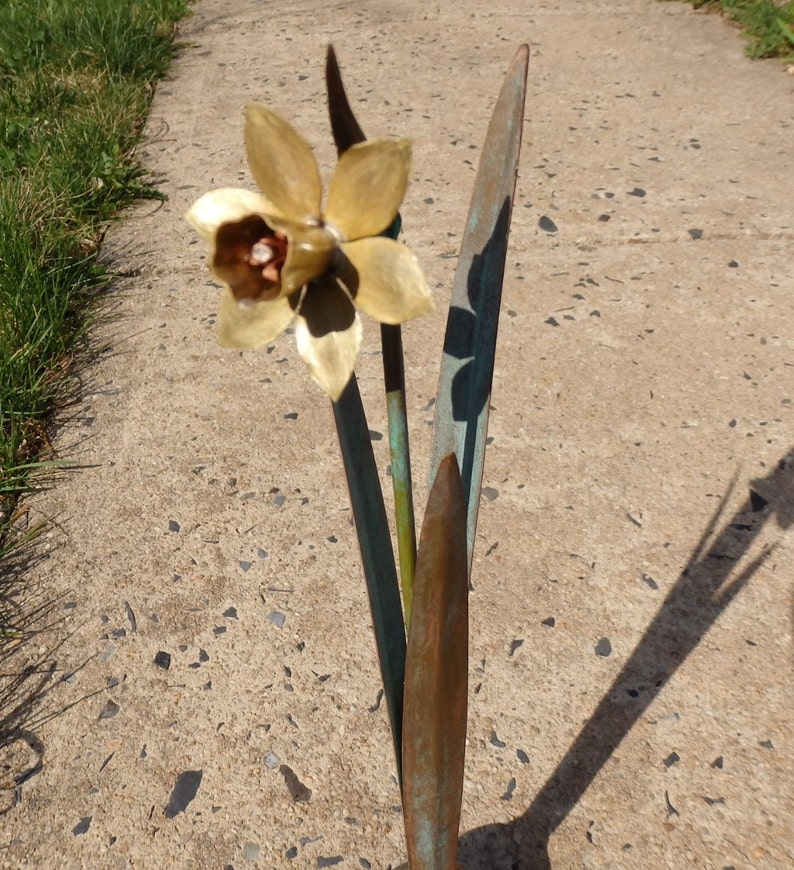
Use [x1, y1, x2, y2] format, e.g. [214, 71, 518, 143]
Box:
[186, 103, 433, 400]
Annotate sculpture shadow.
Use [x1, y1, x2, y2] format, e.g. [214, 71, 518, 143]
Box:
[458, 448, 793, 869]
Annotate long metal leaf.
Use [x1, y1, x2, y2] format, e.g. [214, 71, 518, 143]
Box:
[332, 376, 406, 784]
[326, 45, 419, 623]
[429, 45, 529, 577]
[402, 453, 469, 870]
[326, 45, 366, 149]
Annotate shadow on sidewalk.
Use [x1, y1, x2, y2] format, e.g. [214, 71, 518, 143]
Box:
[0, 533, 103, 815]
[458, 447, 793, 869]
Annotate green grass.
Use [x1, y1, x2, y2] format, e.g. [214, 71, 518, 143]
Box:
[675, 0, 794, 59]
[0, 0, 189, 566]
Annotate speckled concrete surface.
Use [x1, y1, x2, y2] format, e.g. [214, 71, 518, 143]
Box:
[1, 1, 792, 868]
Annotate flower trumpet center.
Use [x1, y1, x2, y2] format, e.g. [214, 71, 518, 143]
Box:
[213, 215, 287, 303]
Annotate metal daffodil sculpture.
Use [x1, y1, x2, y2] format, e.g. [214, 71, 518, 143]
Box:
[186, 103, 432, 400]
[185, 45, 528, 870]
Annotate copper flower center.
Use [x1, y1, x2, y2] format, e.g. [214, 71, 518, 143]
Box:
[214, 215, 288, 302]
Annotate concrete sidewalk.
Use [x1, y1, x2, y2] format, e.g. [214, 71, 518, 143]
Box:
[2, 1, 792, 867]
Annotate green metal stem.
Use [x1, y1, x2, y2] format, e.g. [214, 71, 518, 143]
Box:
[381, 322, 417, 626]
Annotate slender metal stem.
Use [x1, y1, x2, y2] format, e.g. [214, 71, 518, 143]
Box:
[381, 322, 418, 625]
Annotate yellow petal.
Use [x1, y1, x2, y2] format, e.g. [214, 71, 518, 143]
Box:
[217, 286, 295, 349]
[338, 237, 433, 324]
[185, 188, 275, 242]
[324, 138, 411, 240]
[293, 278, 362, 401]
[245, 103, 322, 222]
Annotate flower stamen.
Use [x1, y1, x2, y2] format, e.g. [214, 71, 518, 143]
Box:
[249, 241, 275, 264]
[247, 232, 288, 283]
